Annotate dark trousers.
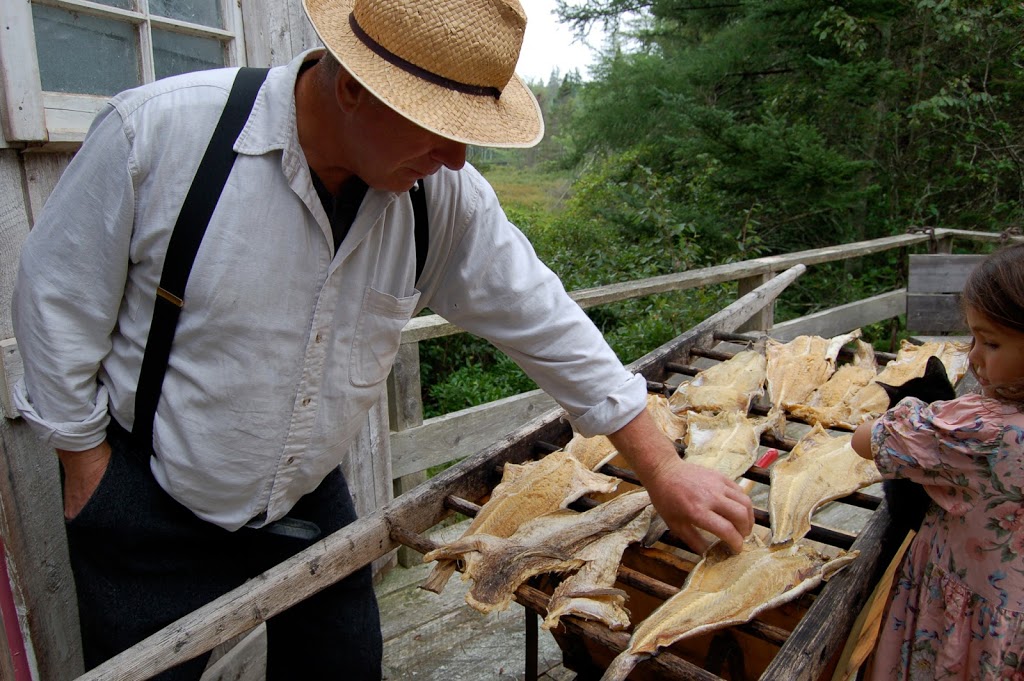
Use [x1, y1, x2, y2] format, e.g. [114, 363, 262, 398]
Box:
[64, 421, 382, 680]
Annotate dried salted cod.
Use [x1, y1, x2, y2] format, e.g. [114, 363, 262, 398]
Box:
[647, 393, 687, 442]
[563, 433, 618, 472]
[787, 339, 879, 429]
[600, 534, 858, 681]
[421, 450, 620, 594]
[682, 409, 786, 481]
[768, 424, 882, 545]
[424, 490, 654, 614]
[843, 339, 972, 423]
[542, 504, 655, 631]
[669, 347, 767, 414]
[766, 330, 862, 410]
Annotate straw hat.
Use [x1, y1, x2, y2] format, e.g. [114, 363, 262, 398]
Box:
[302, 0, 544, 148]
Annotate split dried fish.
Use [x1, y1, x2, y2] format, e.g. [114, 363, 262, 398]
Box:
[424, 490, 654, 614]
[542, 506, 654, 631]
[787, 339, 878, 429]
[601, 534, 858, 681]
[421, 450, 620, 593]
[768, 424, 882, 545]
[766, 330, 861, 411]
[682, 409, 785, 481]
[669, 348, 767, 414]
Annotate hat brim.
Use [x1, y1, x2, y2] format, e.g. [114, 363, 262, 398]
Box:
[302, 0, 545, 148]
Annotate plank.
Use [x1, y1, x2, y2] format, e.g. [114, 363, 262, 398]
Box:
[907, 254, 985, 294]
[239, 0, 321, 68]
[768, 290, 906, 341]
[0, 0, 46, 141]
[22, 151, 74, 228]
[906, 294, 968, 334]
[390, 388, 557, 478]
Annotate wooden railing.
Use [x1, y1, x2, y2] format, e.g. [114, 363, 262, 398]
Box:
[386, 228, 1016, 499]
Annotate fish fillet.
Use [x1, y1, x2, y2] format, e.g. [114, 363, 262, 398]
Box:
[682, 409, 786, 481]
[424, 490, 654, 614]
[600, 534, 859, 681]
[542, 507, 654, 631]
[647, 393, 687, 442]
[766, 330, 862, 410]
[787, 339, 878, 429]
[421, 450, 620, 593]
[768, 424, 882, 545]
[669, 348, 767, 414]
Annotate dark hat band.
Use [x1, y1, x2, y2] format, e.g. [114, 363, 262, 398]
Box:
[349, 13, 502, 99]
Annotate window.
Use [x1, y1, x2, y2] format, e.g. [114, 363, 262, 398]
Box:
[0, 0, 246, 145]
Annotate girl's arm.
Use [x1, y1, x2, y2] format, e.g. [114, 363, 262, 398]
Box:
[852, 419, 877, 459]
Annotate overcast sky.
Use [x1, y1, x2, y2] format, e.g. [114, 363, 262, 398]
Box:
[515, 0, 605, 83]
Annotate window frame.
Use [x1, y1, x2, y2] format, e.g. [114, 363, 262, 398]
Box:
[0, 0, 246, 146]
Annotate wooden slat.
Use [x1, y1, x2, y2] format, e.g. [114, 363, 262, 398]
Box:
[907, 254, 985, 294]
[906, 294, 967, 334]
[390, 388, 557, 478]
[768, 290, 906, 342]
[0, 0, 47, 142]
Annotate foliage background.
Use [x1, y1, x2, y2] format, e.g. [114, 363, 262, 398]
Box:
[420, 0, 1022, 418]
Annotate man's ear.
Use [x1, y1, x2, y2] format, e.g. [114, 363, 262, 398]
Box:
[335, 69, 365, 113]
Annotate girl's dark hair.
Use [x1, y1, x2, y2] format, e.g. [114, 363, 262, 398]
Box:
[962, 242, 1024, 402]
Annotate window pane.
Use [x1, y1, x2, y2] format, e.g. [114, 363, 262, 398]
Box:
[32, 4, 140, 96]
[149, 0, 222, 28]
[152, 29, 225, 80]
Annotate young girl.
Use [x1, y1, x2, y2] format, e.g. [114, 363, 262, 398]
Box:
[852, 242, 1024, 680]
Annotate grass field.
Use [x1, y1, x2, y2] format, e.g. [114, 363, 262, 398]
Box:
[478, 165, 574, 214]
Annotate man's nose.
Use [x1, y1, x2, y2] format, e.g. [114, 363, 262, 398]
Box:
[431, 138, 467, 171]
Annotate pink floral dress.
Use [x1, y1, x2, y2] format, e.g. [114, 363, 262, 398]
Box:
[870, 393, 1024, 680]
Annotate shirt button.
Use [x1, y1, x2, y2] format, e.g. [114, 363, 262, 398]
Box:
[301, 397, 311, 407]
[286, 456, 295, 464]
[315, 332, 323, 343]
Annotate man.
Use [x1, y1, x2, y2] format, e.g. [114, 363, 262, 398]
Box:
[12, 0, 754, 677]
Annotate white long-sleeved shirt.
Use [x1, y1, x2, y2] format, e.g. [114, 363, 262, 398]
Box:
[12, 50, 647, 531]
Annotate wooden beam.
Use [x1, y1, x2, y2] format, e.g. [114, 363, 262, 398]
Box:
[767, 290, 906, 341]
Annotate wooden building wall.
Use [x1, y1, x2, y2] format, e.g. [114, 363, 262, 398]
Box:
[0, 5, 396, 679]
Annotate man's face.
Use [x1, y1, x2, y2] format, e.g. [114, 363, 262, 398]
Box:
[349, 91, 468, 193]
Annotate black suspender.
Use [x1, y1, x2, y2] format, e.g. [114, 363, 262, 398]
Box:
[412, 178, 429, 281]
[132, 66, 431, 447]
[133, 67, 269, 447]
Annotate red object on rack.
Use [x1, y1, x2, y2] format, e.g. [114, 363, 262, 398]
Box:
[739, 448, 781, 494]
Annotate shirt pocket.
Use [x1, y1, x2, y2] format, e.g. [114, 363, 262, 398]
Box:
[350, 286, 421, 388]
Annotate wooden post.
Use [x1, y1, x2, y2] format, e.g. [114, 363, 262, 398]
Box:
[387, 341, 427, 567]
[935, 234, 954, 254]
[736, 273, 773, 332]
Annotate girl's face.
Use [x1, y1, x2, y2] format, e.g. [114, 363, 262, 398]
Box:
[966, 306, 1024, 397]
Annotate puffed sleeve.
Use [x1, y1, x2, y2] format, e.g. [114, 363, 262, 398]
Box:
[870, 394, 1003, 514]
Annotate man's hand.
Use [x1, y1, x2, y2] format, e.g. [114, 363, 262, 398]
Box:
[608, 409, 754, 554]
[57, 442, 112, 520]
